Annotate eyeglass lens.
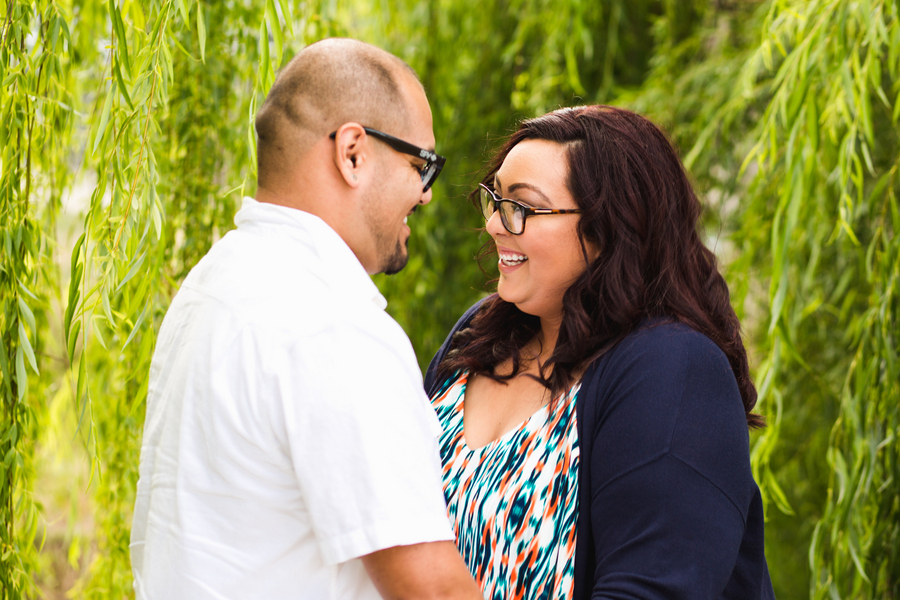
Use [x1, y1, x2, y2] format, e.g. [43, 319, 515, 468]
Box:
[422, 163, 437, 189]
[479, 187, 525, 234]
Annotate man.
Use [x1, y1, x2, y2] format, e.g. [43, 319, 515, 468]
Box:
[130, 39, 482, 599]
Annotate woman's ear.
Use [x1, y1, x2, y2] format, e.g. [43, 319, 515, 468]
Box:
[332, 123, 368, 188]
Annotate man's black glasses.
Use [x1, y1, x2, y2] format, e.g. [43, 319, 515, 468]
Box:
[329, 127, 446, 192]
[478, 183, 582, 235]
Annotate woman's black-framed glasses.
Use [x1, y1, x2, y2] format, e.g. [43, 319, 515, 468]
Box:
[329, 127, 446, 192]
[478, 183, 582, 235]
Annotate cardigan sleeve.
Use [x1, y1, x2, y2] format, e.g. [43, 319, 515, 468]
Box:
[585, 324, 761, 599]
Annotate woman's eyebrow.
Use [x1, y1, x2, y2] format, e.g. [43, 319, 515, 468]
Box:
[494, 176, 552, 206]
[507, 182, 551, 205]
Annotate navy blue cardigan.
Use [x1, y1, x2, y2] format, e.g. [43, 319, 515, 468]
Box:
[424, 299, 775, 599]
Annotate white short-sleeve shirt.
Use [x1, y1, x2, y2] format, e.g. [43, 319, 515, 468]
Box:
[130, 197, 454, 599]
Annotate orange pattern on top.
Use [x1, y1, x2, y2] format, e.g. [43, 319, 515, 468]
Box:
[431, 372, 580, 600]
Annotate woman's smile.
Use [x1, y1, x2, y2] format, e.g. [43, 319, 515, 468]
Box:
[488, 139, 593, 321]
[497, 246, 529, 268]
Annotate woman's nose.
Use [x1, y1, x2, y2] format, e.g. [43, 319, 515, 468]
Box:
[485, 208, 506, 237]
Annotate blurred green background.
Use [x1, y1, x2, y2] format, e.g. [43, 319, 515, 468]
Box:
[0, 1, 897, 598]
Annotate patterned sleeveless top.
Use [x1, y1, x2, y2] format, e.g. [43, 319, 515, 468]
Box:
[430, 371, 580, 600]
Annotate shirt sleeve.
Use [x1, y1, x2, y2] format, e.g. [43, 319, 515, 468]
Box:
[281, 305, 454, 565]
[586, 326, 756, 599]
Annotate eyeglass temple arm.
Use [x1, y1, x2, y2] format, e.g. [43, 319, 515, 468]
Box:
[528, 207, 582, 214]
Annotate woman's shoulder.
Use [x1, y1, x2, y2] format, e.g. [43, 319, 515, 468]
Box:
[581, 319, 752, 504]
[581, 318, 743, 420]
[589, 319, 734, 385]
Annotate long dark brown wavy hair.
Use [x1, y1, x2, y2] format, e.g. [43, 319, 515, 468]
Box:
[439, 105, 763, 428]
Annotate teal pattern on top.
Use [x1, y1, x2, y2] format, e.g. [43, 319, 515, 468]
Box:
[430, 371, 580, 600]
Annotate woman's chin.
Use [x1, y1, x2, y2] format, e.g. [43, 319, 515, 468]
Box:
[498, 292, 535, 316]
[496, 284, 519, 306]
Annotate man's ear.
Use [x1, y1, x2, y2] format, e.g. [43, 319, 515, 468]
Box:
[332, 123, 369, 189]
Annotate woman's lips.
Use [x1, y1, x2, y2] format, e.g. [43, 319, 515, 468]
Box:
[498, 247, 528, 271]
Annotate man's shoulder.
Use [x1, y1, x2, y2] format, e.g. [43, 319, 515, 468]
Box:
[179, 231, 340, 318]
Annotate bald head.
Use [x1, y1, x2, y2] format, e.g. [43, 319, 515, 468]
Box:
[255, 38, 421, 189]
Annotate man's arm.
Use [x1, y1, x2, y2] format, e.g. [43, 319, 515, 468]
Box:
[362, 541, 483, 600]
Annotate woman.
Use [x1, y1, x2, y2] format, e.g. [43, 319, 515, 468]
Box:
[424, 106, 775, 599]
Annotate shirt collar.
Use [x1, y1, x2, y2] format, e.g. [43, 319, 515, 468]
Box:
[234, 197, 387, 310]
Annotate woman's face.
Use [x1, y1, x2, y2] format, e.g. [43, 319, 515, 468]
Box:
[487, 139, 595, 325]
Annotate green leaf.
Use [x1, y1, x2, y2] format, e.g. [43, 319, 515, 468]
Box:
[15, 345, 26, 403]
[110, 0, 131, 76]
[74, 354, 90, 436]
[0, 345, 12, 398]
[198, 1, 207, 64]
[18, 280, 38, 301]
[893, 87, 900, 123]
[102, 288, 114, 324]
[17, 296, 35, 334]
[70, 232, 86, 275]
[150, 199, 162, 240]
[176, 0, 190, 24]
[67, 319, 81, 363]
[116, 252, 146, 292]
[161, 38, 174, 83]
[113, 56, 135, 110]
[806, 100, 819, 151]
[122, 301, 149, 352]
[171, 33, 196, 61]
[91, 316, 108, 350]
[259, 19, 269, 85]
[277, 0, 293, 36]
[50, 14, 61, 50]
[92, 85, 114, 156]
[65, 261, 84, 343]
[1, 424, 16, 445]
[18, 321, 39, 375]
[266, 0, 283, 66]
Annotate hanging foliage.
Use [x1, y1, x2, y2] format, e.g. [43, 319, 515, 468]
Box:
[626, 1, 900, 597]
[1, 0, 896, 598]
[55, 1, 341, 597]
[0, 1, 74, 597]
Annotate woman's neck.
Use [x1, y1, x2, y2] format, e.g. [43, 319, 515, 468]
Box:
[538, 316, 562, 353]
[531, 318, 562, 365]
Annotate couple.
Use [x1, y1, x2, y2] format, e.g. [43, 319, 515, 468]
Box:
[130, 38, 775, 599]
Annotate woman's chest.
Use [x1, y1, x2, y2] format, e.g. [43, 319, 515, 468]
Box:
[431, 372, 582, 597]
[462, 373, 550, 449]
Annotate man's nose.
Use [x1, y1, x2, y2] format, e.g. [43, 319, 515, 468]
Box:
[419, 185, 433, 205]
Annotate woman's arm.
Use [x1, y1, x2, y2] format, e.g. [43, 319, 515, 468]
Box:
[585, 325, 769, 599]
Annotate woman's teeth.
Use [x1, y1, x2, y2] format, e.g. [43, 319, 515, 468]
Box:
[500, 252, 528, 266]
[404, 216, 408, 224]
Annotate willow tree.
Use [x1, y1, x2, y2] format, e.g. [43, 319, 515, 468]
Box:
[624, 1, 900, 597]
[1, 0, 897, 598]
[0, 1, 76, 596]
